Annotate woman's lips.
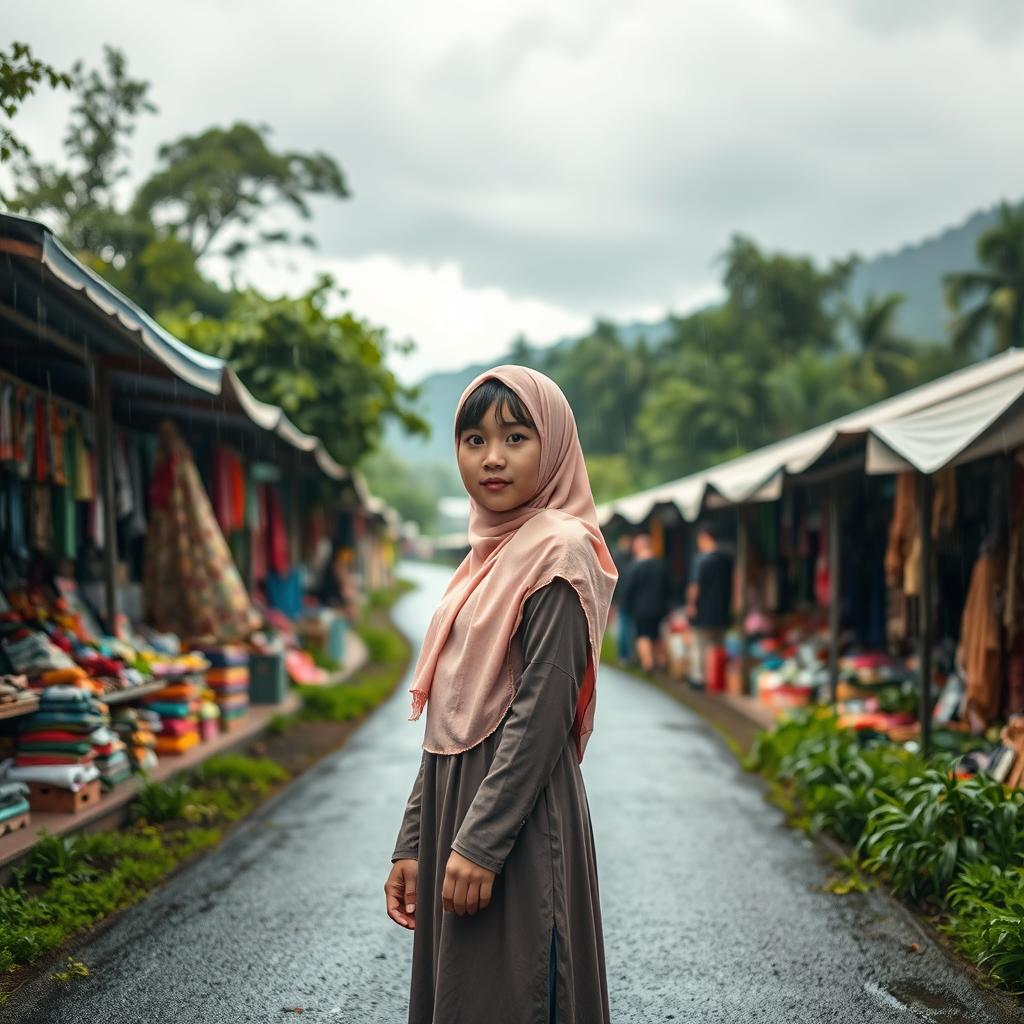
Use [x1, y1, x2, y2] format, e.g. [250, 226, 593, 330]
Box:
[483, 480, 510, 492]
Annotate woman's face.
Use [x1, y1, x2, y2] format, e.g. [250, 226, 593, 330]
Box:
[457, 400, 541, 513]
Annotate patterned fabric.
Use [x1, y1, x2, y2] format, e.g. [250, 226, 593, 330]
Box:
[143, 421, 260, 645]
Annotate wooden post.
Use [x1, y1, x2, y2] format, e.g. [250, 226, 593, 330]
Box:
[828, 479, 842, 704]
[917, 472, 934, 756]
[94, 365, 119, 633]
[737, 506, 751, 695]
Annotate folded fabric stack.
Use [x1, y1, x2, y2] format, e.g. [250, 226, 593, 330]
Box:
[90, 724, 132, 791]
[0, 673, 36, 709]
[0, 780, 30, 827]
[143, 674, 202, 755]
[0, 619, 78, 679]
[111, 706, 160, 773]
[13, 684, 104, 789]
[2, 759, 100, 791]
[200, 646, 250, 731]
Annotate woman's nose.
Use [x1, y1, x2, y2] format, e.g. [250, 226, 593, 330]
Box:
[484, 446, 505, 468]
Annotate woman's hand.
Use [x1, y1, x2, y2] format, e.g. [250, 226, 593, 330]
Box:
[442, 850, 496, 916]
[385, 859, 418, 929]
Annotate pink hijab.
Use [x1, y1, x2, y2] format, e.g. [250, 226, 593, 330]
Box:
[409, 365, 618, 762]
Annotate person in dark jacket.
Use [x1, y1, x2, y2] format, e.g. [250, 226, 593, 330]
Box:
[620, 533, 672, 671]
[610, 533, 635, 663]
[685, 522, 734, 689]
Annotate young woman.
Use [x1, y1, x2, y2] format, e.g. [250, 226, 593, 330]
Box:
[385, 365, 617, 1023]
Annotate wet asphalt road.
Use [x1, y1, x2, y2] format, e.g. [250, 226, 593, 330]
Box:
[6, 561, 1023, 1023]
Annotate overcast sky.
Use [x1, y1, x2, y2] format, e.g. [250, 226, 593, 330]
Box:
[8, 1, 1024, 382]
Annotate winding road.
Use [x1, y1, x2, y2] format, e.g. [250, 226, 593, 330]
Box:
[5, 562, 1021, 1023]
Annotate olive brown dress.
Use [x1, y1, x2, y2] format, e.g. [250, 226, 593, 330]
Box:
[392, 578, 610, 1024]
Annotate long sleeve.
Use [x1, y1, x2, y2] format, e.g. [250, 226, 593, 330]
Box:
[392, 750, 426, 862]
[450, 577, 589, 874]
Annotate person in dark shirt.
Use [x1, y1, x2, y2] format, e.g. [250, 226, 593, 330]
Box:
[621, 533, 672, 672]
[685, 522, 734, 689]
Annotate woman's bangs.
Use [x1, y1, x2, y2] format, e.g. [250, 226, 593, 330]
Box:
[456, 379, 536, 435]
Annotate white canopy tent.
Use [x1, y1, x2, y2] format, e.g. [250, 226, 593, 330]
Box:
[600, 348, 1024, 526]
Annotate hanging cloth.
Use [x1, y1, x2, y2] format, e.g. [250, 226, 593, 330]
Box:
[266, 486, 290, 575]
[7, 474, 28, 558]
[212, 446, 233, 532]
[249, 480, 267, 585]
[34, 397, 49, 482]
[884, 473, 917, 589]
[0, 383, 13, 463]
[53, 421, 77, 559]
[50, 404, 67, 486]
[229, 452, 246, 531]
[18, 391, 35, 480]
[959, 550, 1002, 726]
[143, 421, 260, 644]
[73, 416, 93, 502]
[126, 436, 147, 538]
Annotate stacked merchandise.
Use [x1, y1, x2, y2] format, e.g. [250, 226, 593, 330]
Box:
[201, 646, 250, 732]
[834, 652, 918, 739]
[90, 721, 132, 791]
[111, 706, 160, 773]
[0, 673, 38, 713]
[143, 669, 203, 756]
[6, 677, 103, 804]
[0, 779, 30, 834]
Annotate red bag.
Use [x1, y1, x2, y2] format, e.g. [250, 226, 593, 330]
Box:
[706, 646, 727, 694]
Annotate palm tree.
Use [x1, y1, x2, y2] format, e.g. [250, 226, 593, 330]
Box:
[944, 201, 1024, 356]
[840, 291, 916, 396]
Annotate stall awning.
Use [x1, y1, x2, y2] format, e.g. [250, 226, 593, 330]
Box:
[867, 367, 1024, 474]
[601, 348, 1024, 526]
[0, 212, 348, 483]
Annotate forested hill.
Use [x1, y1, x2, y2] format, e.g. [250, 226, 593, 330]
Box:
[386, 199, 1008, 470]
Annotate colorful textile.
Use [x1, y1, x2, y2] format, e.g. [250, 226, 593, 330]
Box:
[2, 762, 100, 790]
[0, 799, 30, 822]
[143, 421, 259, 644]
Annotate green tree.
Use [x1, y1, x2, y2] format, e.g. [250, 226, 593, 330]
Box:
[0, 42, 71, 202]
[10, 46, 155, 253]
[543, 321, 653, 457]
[133, 122, 348, 261]
[764, 348, 862, 436]
[720, 234, 854, 357]
[840, 292, 916, 397]
[945, 201, 1024, 355]
[167, 275, 427, 467]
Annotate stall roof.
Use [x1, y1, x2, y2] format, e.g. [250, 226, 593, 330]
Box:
[600, 347, 1024, 526]
[0, 212, 347, 482]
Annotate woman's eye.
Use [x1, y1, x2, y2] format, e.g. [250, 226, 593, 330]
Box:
[508, 433, 525, 443]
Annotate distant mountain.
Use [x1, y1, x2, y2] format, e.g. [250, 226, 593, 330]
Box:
[386, 199, 1015, 471]
[845, 202, 1009, 343]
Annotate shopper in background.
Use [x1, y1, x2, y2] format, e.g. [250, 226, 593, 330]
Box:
[611, 532, 635, 664]
[685, 522, 734, 690]
[621, 533, 672, 672]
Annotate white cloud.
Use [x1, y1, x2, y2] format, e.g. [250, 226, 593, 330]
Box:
[229, 250, 592, 383]
[6, 0, 1024, 374]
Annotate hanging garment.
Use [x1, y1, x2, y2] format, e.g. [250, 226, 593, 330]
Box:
[1005, 452, 1024, 645]
[28, 482, 53, 552]
[73, 416, 93, 502]
[34, 397, 49, 482]
[0, 383, 13, 463]
[126, 436, 147, 538]
[113, 432, 134, 521]
[50, 404, 67, 486]
[212, 446, 234, 532]
[884, 473, 917, 589]
[266, 486, 290, 575]
[249, 481, 267, 585]
[959, 551, 1002, 725]
[6, 474, 28, 558]
[18, 391, 35, 480]
[143, 420, 260, 644]
[229, 452, 246, 531]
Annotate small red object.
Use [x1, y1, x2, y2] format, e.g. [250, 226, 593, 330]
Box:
[706, 647, 727, 694]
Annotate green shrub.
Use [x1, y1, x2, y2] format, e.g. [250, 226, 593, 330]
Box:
[193, 753, 288, 795]
[24, 833, 86, 883]
[947, 864, 1024, 991]
[859, 771, 1024, 903]
[358, 622, 406, 663]
[132, 780, 193, 823]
